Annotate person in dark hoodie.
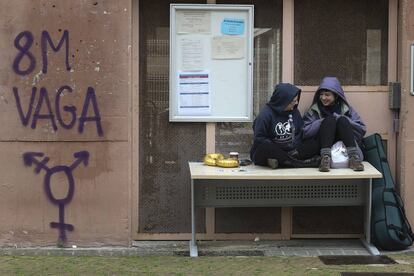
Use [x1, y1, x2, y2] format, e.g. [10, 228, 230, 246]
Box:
[250, 83, 320, 169]
[303, 76, 366, 172]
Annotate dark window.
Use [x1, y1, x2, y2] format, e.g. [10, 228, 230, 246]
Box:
[139, 0, 206, 233]
[294, 0, 388, 85]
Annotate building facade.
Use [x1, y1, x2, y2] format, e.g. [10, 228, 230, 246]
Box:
[0, 0, 413, 246]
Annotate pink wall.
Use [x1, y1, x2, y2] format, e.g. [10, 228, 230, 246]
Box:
[0, 0, 132, 246]
[398, 0, 414, 226]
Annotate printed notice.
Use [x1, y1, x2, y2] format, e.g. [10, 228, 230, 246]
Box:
[178, 71, 211, 116]
[179, 38, 204, 71]
[221, 18, 245, 35]
[176, 10, 211, 34]
[211, 36, 245, 59]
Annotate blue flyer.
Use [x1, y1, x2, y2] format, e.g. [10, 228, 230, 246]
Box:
[221, 18, 245, 35]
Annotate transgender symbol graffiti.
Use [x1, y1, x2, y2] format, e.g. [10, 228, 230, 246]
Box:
[23, 151, 89, 244]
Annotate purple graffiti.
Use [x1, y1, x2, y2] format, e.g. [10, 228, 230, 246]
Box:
[56, 85, 76, 129]
[13, 86, 36, 126]
[12, 31, 36, 76]
[31, 87, 58, 131]
[13, 86, 103, 136]
[12, 30, 104, 137]
[41, 30, 71, 74]
[12, 30, 71, 76]
[23, 151, 89, 244]
[78, 87, 103, 136]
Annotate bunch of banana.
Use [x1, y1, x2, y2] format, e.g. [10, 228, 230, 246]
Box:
[203, 153, 239, 168]
[216, 158, 239, 168]
[203, 153, 224, 166]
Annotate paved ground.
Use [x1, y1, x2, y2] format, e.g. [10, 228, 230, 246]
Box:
[1, 239, 413, 257]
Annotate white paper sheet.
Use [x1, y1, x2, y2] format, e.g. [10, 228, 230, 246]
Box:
[211, 36, 245, 59]
[178, 71, 211, 116]
[179, 38, 204, 71]
[176, 11, 211, 34]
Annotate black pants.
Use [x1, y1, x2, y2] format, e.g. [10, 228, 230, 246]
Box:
[297, 116, 357, 159]
[253, 117, 357, 166]
[253, 142, 293, 167]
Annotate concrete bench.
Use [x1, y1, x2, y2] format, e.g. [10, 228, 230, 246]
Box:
[188, 161, 382, 257]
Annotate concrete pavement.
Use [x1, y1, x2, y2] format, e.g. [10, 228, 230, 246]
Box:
[1, 239, 413, 257]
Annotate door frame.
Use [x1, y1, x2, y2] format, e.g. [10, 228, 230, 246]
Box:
[132, 0, 398, 241]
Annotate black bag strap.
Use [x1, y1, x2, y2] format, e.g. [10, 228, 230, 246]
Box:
[384, 190, 414, 240]
[388, 224, 410, 241]
[393, 191, 414, 239]
[383, 201, 398, 207]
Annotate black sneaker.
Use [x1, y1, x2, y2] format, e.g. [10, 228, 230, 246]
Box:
[301, 155, 321, 168]
[287, 149, 299, 159]
[267, 158, 279, 169]
[281, 156, 320, 168]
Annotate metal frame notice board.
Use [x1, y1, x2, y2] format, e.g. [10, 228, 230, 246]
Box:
[169, 4, 254, 122]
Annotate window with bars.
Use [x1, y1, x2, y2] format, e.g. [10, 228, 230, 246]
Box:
[214, 0, 283, 234]
[139, 0, 206, 233]
[294, 0, 388, 85]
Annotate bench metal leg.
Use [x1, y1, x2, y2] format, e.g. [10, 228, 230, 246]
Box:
[361, 238, 380, 255]
[362, 178, 380, 255]
[190, 179, 198, 257]
[189, 240, 198, 257]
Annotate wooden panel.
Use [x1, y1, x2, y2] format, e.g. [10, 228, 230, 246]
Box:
[206, 124, 216, 235]
[135, 233, 283, 240]
[131, 0, 139, 244]
[291, 234, 362, 239]
[189, 162, 382, 180]
[215, 207, 281, 233]
[299, 86, 388, 93]
[388, 0, 398, 81]
[292, 207, 364, 235]
[282, 0, 294, 82]
[281, 207, 292, 240]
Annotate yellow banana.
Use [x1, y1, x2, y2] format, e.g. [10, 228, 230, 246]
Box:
[216, 158, 239, 168]
[203, 153, 224, 166]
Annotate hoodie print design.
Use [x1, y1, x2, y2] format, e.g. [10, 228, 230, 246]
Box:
[275, 121, 292, 141]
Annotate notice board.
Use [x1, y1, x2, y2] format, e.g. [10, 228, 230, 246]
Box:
[169, 4, 254, 122]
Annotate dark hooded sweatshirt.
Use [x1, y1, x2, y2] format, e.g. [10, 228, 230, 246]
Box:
[250, 83, 303, 162]
[302, 76, 366, 144]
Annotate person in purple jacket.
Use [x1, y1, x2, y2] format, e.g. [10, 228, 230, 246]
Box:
[250, 83, 320, 169]
[303, 76, 366, 172]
